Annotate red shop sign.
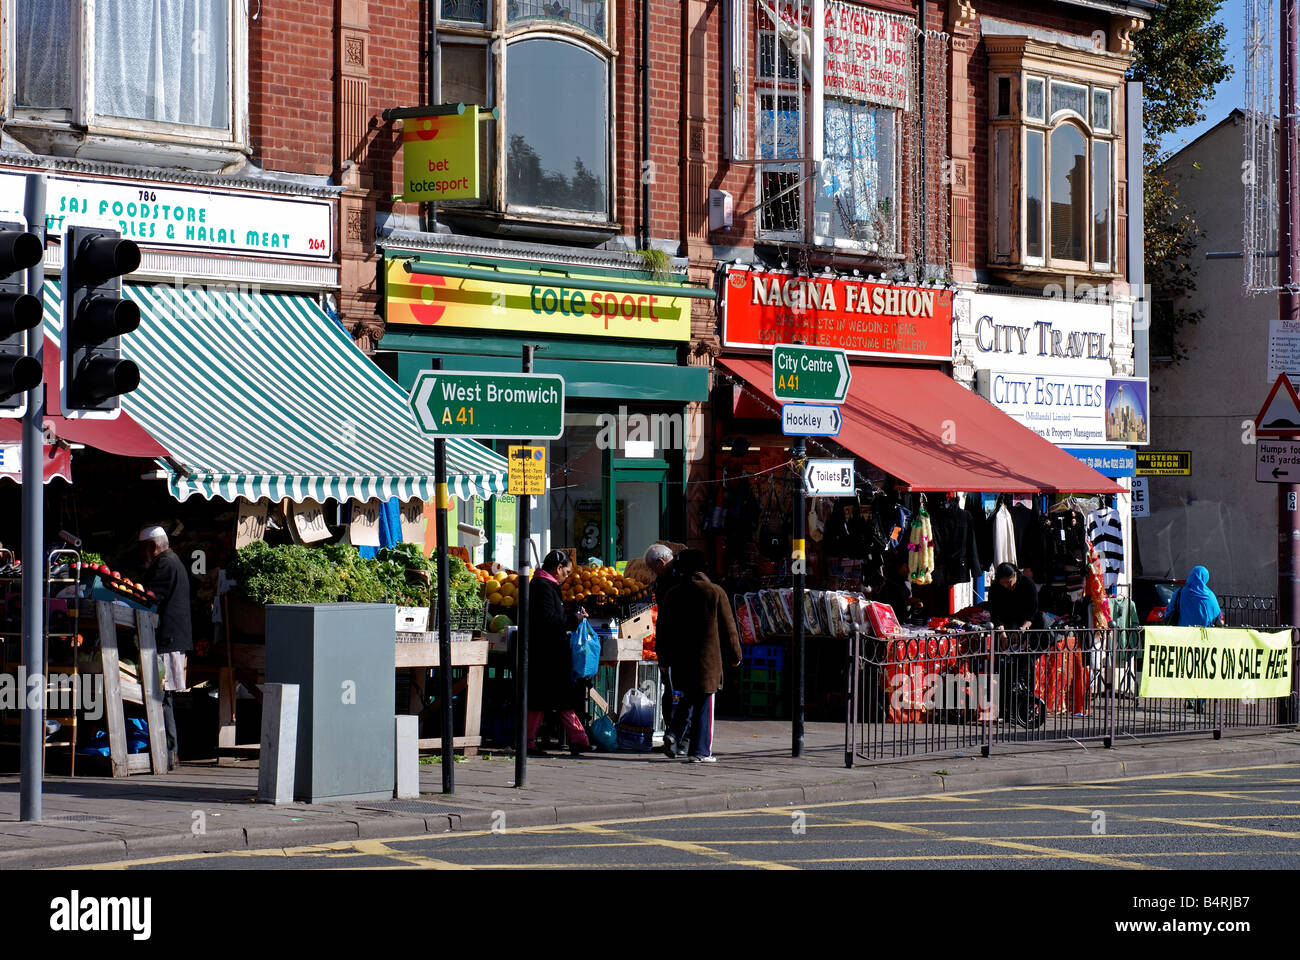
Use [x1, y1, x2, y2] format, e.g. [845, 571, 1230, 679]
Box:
[722, 268, 954, 362]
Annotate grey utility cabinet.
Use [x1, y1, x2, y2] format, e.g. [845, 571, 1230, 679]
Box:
[265, 603, 396, 803]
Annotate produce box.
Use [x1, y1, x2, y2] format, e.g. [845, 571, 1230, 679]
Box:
[618, 608, 655, 643]
[600, 634, 643, 661]
[395, 606, 430, 633]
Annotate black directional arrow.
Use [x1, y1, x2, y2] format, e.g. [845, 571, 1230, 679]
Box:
[1274, 467, 1290, 479]
[830, 408, 841, 432]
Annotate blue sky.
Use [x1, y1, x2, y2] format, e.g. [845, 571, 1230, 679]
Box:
[1170, 0, 1249, 151]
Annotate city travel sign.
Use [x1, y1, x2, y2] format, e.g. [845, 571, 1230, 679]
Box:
[401, 106, 479, 201]
[772, 344, 851, 403]
[386, 258, 691, 342]
[723, 267, 953, 361]
[410, 371, 564, 439]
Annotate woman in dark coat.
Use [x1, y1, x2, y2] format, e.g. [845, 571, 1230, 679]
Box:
[527, 550, 592, 755]
[658, 549, 742, 762]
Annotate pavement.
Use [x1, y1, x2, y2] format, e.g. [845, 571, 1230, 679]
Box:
[2, 720, 1299, 868]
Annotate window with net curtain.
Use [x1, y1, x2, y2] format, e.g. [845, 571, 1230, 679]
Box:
[15, 0, 230, 130]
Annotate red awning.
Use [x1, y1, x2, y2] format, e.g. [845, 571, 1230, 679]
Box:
[718, 357, 1122, 494]
[0, 337, 170, 459]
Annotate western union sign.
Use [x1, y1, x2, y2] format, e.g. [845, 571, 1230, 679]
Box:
[1136, 451, 1191, 476]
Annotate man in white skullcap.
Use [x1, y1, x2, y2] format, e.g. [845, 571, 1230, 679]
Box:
[644, 543, 680, 745]
[140, 525, 191, 770]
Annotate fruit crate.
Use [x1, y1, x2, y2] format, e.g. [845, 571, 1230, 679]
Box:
[741, 643, 785, 671]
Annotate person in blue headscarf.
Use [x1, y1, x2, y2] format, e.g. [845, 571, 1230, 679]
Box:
[1163, 565, 1224, 628]
[1163, 565, 1224, 714]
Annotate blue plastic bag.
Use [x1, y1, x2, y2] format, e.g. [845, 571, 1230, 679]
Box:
[570, 619, 601, 682]
[589, 714, 619, 752]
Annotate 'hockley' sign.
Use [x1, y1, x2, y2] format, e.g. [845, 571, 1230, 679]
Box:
[722, 267, 953, 361]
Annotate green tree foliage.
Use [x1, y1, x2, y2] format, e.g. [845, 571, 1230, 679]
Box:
[1127, 1, 1232, 363]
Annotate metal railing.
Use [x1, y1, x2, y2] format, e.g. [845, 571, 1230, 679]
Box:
[845, 625, 1298, 765]
[1218, 595, 1280, 629]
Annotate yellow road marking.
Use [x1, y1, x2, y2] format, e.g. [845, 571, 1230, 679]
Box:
[568, 823, 799, 870]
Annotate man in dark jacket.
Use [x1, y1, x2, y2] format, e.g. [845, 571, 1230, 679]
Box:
[657, 549, 742, 763]
[140, 526, 192, 769]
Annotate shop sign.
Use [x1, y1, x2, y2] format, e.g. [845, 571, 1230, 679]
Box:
[803, 458, 855, 496]
[507, 445, 547, 496]
[1268, 316, 1300, 384]
[967, 292, 1113, 378]
[0, 171, 333, 261]
[772, 344, 850, 402]
[723, 268, 953, 361]
[401, 107, 479, 201]
[1131, 477, 1149, 518]
[1061, 447, 1136, 478]
[1136, 451, 1191, 476]
[409, 370, 565, 439]
[386, 259, 691, 342]
[771, 2, 913, 108]
[977, 372, 1149, 447]
[1256, 440, 1300, 483]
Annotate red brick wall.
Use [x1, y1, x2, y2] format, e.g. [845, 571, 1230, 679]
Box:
[248, 1, 338, 178]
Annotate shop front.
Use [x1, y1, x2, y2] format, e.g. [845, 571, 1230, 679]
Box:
[956, 288, 1145, 610]
[376, 245, 713, 569]
[711, 266, 1121, 720]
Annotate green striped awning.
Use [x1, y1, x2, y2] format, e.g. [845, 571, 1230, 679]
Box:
[41, 280, 508, 503]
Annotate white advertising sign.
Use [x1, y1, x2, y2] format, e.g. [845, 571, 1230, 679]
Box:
[0, 171, 333, 261]
[1268, 317, 1300, 384]
[968, 292, 1114, 378]
[1130, 477, 1149, 518]
[771, 2, 913, 109]
[977, 370, 1108, 446]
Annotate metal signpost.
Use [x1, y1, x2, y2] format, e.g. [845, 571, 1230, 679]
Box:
[409, 358, 563, 790]
[776, 343, 852, 758]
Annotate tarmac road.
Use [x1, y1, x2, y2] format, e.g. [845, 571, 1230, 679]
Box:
[78, 763, 1300, 871]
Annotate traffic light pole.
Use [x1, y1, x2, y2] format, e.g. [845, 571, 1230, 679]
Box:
[19, 174, 44, 822]
[515, 345, 534, 789]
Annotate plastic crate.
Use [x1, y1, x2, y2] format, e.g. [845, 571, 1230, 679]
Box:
[740, 689, 789, 718]
[741, 644, 786, 671]
[739, 667, 784, 688]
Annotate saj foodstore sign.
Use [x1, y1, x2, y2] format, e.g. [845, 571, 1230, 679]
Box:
[722, 267, 953, 361]
[385, 258, 692, 341]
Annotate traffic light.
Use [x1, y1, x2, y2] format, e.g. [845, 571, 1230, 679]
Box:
[0, 219, 45, 418]
[60, 226, 141, 418]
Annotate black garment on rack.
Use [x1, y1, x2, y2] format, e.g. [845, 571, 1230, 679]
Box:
[965, 496, 991, 574]
[929, 499, 981, 588]
[1010, 503, 1045, 579]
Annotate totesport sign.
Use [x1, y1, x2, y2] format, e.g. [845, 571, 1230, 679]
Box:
[385, 259, 692, 341]
[722, 268, 953, 361]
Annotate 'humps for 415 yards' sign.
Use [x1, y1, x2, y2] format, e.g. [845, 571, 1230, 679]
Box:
[0, 171, 333, 261]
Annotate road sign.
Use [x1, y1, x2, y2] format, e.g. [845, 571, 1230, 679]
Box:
[410, 370, 564, 439]
[802, 458, 855, 496]
[1256, 439, 1300, 483]
[782, 403, 842, 437]
[772, 344, 851, 403]
[1255, 374, 1300, 437]
[508, 445, 547, 495]
[1136, 451, 1191, 476]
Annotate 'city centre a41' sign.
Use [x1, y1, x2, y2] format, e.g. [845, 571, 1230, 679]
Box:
[772, 344, 852, 403]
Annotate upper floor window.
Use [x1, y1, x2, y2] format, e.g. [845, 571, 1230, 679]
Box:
[10, 0, 243, 146]
[987, 37, 1125, 275]
[437, 0, 612, 224]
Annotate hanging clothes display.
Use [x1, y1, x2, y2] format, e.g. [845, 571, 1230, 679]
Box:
[1085, 541, 1112, 630]
[1010, 502, 1045, 580]
[907, 504, 934, 585]
[929, 496, 981, 589]
[966, 495, 993, 575]
[1085, 504, 1124, 593]
[993, 501, 1017, 567]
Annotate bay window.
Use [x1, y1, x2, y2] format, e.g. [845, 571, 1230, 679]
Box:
[9, 0, 244, 148]
[436, 0, 612, 224]
[987, 37, 1125, 274]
